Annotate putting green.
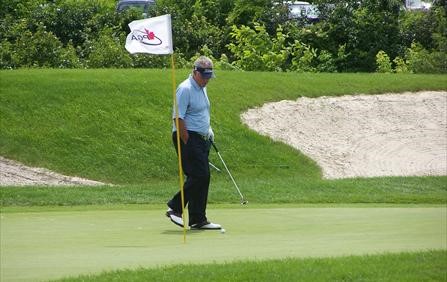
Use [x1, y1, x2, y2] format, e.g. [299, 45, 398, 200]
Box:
[1, 205, 445, 281]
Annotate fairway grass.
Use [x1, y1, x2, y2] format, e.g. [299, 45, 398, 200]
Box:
[1, 205, 445, 281]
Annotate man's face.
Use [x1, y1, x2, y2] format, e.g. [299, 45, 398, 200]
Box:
[193, 70, 211, 88]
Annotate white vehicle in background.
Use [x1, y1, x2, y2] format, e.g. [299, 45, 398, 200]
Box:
[405, 0, 433, 10]
[116, 0, 156, 18]
[287, 1, 320, 23]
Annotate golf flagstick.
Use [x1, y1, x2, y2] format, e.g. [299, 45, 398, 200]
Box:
[172, 55, 187, 243]
[125, 15, 186, 242]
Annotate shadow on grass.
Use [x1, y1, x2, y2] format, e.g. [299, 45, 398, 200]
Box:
[161, 229, 208, 235]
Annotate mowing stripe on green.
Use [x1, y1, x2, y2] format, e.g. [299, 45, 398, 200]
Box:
[1, 206, 445, 281]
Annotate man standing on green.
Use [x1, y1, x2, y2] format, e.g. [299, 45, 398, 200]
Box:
[166, 56, 222, 230]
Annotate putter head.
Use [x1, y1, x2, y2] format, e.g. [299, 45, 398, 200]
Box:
[241, 200, 248, 205]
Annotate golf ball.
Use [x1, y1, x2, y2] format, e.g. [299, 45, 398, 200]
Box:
[220, 228, 226, 234]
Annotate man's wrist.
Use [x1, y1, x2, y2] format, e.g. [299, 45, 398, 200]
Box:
[181, 131, 189, 143]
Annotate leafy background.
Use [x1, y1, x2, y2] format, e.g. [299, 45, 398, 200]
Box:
[1, 0, 445, 72]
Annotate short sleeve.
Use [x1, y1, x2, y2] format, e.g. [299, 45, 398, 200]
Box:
[173, 86, 189, 120]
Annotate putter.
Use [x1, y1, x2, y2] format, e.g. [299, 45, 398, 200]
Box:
[210, 141, 248, 205]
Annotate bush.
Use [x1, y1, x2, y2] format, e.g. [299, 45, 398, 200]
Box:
[375, 50, 392, 73]
[10, 22, 80, 68]
[85, 29, 132, 68]
[393, 56, 409, 74]
[227, 23, 289, 71]
[406, 42, 436, 73]
[1, 0, 446, 72]
[0, 40, 14, 69]
[290, 40, 317, 72]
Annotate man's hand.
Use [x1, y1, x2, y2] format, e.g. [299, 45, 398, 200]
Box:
[208, 127, 214, 142]
[180, 130, 189, 144]
[175, 118, 189, 144]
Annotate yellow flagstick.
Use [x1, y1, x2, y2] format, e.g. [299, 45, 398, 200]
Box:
[171, 54, 187, 243]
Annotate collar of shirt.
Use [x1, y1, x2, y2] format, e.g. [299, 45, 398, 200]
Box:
[188, 74, 202, 91]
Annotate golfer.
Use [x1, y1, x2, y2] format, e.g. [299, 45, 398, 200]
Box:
[166, 56, 221, 230]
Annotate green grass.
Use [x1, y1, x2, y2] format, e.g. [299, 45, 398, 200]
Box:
[2, 205, 445, 281]
[1, 175, 446, 206]
[55, 250, 447, 282]
[1, 69, 447, 206]
[1, 70, 446, 282]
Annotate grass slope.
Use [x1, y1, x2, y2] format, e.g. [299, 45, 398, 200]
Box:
[1, 70, 447, 206]
[2, 69, 446, 184]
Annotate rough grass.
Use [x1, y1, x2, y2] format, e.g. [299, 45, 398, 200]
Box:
[55, 250, 447, 282]
[1, 175, 446, 206]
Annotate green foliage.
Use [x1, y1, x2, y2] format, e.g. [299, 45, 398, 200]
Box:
[9, 22, 80, 68]
[0, 40, 15, 69]
[393, 56, 409, 74]
[318, 1, 401, 72]
[376, 50, 392, 73]
[154, 0, 230, 58]
[0, 0, 446, 72]
[226, 0, 289, 34]
[290, 40, 317, 72]
[406, 42, 438, 73]
[85, 29, 132, 68]
[375, 44, 446, 74]
[316, 49, 338, 72]
[227, 23, 289, 71]
[399, 10, 436, 50]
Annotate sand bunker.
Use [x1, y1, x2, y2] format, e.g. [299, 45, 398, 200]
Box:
[242, 91, 447, 179]
[0, 156, 104, 186]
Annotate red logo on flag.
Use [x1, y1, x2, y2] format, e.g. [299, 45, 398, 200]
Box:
[130, 28, 162, 46]
[145, 29, 155, 40]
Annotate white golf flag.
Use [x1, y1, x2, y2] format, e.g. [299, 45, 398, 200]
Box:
[125, 14, 173, 55]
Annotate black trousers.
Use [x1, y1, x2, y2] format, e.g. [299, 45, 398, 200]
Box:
[168, 131, 211, 225]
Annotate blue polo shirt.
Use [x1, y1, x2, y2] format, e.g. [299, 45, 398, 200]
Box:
[172, 75, 210, 136]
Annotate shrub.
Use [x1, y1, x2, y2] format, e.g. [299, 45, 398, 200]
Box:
[12, 22, 81, 68]
[0, 40, 14, 69]
[316, 50, 337, 73]
[290, 40, 317, 72]
[393, 56, 409, 73]
[227, 23, 289, 71]
[58, 41, 82, 68]
[1, 0, 446, 72]
[375, 50, 392, 73]
[85, 29, 132, 68]
[406, 42, 435, 73]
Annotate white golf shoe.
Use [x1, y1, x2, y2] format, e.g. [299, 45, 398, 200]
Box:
[166, 208, 183, 228]
[190, 220, 222, 230]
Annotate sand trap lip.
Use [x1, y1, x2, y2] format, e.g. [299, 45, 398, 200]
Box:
[242, 91, 447, 179]
[0, 156, 105, 186]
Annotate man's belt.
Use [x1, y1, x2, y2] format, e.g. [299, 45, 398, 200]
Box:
[188, 131, 209, 141]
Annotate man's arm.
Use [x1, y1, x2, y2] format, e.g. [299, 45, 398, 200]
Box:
[174, 118, 189, 144]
